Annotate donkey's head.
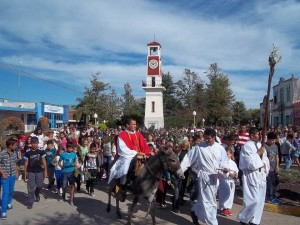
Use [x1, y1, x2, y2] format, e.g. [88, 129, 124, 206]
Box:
[159, 143, 184, 178]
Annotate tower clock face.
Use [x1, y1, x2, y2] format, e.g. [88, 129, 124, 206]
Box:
[149, 59, 158, 69]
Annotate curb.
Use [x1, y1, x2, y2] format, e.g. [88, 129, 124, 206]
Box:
[234, 197, 300, 216]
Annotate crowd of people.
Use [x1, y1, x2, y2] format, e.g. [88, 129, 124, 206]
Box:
[0, 120, 300, 224]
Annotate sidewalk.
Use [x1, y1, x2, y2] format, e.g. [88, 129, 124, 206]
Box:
[2, 180, 300, 225]
[234, 188, 300, 216]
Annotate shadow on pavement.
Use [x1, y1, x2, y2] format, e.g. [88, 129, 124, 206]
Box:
[13, 191, 28, 206]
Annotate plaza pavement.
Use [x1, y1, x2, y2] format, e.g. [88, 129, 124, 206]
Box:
[2, 179, 299, 225]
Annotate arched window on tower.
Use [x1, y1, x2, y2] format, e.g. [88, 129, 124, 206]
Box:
[150, 47, 158, 56]
[152, 101, 155, 112]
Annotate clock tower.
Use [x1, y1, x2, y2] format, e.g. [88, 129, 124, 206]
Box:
[142, 41, 165, 129]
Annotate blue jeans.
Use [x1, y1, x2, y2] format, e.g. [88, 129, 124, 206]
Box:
[282, 155, 292, 170]
[54, 170, 62, 189]
[0, 175, 16, 213]
[266, 171, 276, 200]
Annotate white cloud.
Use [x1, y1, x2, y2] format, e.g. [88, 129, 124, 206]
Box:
[0, 0, 299, 109]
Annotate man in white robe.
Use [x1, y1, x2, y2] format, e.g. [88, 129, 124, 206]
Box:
[238, 127, 270, 225]
[181, 128, 228, 225]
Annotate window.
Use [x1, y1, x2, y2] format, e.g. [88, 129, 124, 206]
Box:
[151, 101, 155, 112]
[286, 86, 290, 102]
[152, 77, 155, 87]
[280, 88, 284, 105]
[150, 47, 158, 56]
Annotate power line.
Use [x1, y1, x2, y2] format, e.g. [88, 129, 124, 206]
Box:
[0, 62, 84, 94]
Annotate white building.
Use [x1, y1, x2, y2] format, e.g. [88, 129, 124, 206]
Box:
[260, 75, 300, 128]
[0, 99, 37, 132]
[142, 41, 165, 129]
[272, 76, 299, 127]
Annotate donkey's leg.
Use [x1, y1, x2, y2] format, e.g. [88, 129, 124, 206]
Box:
[149, 201, 157, 225]
[116, 196, 122, 219]
[126, 195, 139, 225]
[106, 182, 113, 213]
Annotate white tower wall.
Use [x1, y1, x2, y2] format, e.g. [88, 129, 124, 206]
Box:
[143, 41, 165, 129]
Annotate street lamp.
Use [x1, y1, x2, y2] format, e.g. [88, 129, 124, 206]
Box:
[18, 61, 22, 100]
[192, 111, 196, 128]
[202, 118, 205, 128]
[94, 113, 98, 125]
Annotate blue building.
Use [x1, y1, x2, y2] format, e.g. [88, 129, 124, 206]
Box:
[0, 99, 69, 132]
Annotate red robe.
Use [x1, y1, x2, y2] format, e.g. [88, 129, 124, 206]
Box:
[118, 131, 150, 156]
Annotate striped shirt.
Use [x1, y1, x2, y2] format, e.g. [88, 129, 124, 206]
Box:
[238, 132, 250, 146]
[0, 149, 18, 176]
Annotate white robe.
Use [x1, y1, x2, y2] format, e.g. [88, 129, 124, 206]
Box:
[181, 142, 228, 225]
[238, 140, 270, 224]
[108, 136, 137, 184]
[218, 159, 239, 210]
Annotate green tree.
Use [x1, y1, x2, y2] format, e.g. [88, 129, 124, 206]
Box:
[162, 72, 183, 128]
[174, 69, 206, 126]
[106, 87, 123, 121]
[232, 101, 247, 125]
[176, 69, 200, 108]
[75, 72, 110, 124]
[246, 108, 260, 127]
[122, 83, 141, 116]
[205, 63, 235, 125]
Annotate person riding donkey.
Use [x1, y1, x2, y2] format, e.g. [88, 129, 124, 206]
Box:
[108, 118, 150, 201]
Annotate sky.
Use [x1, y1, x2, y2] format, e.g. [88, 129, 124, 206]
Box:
[0, 0, 299, 109]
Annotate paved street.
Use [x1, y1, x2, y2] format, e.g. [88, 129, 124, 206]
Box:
[2, 180, 299, 225]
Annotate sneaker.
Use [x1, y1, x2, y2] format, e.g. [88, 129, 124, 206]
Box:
[221, 209, 230, 216]
[227, 209, 233, 216]
[62, 193, 66, 201]
[191, 211, 200, 225]
[90, 192, 95, 197]
[270, 198, 280, 205]
[47, 185, 52, 189]
[18, 175, 22, 180]
[240, 222, 248, 225]
[0, 213, 7, 220]
[156, 203, 167, 209]
[7, 204, 13, 210]
[27, 205, 33, 209]
[161, 203, 167, 209]
[35, 194, 40, 202]
[70, 201, 74, 206]
[59, 188, 63, 194]
[171, 208, 180, 213]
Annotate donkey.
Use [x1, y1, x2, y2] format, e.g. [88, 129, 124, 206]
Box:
[106, 145, 184, 225]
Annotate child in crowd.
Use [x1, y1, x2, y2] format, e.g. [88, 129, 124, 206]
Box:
[170, 141, 182, 213]
[265, 132, 280, 205]
[218, 148, 239, 216]
[102, 136, 113, 178]
[281, 133, 295, 171]
[0, 137, 18, 219]
[80, 138, 89, 182]
[44, 140, 57, 189]
[84, 142, 100, 196]
[74, 145, 83, 192]
[59, 142, 77, 205]
[52, 147, 64, 194]
[23, 137, 47, 209]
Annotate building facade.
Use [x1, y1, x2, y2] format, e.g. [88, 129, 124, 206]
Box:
[0, 99, 69, 132]
[260, 76, 300, 128]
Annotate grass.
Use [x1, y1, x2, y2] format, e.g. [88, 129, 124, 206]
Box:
[279, 169, 300, 184]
